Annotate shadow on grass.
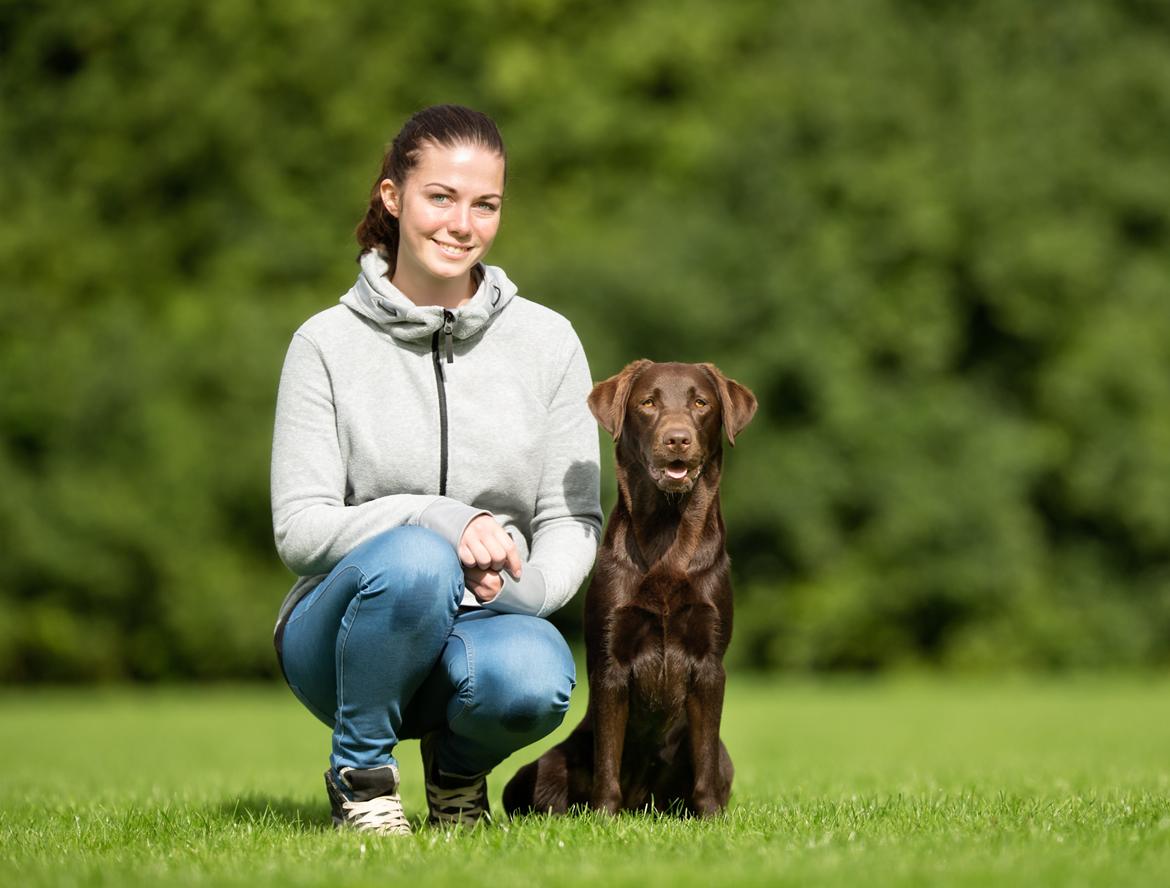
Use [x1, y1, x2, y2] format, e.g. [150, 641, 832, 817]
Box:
[217, 794, 331, 832]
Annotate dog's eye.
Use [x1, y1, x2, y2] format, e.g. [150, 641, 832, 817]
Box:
[694, 398, 708, 408]
[640, 398, 655, 408]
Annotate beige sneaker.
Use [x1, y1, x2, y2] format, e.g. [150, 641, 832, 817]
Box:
[324, 764, 412, 835]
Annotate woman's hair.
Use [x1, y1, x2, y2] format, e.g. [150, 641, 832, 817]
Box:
[355, 104, 507, 271]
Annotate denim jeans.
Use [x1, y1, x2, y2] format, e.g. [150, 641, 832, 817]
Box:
[280, 526, 576, 777]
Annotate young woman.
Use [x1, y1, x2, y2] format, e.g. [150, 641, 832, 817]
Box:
[270, 105, 602, 834]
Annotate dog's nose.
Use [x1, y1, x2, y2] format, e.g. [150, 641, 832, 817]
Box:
[663, 427, 692, 451]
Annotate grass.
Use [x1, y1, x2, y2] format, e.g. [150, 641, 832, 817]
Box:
[3, 674, 1170, 886]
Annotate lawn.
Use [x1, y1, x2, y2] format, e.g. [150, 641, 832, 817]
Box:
[2, 675, 1170, 886]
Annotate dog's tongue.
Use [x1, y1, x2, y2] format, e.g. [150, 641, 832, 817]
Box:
[665, 464, 689, 480]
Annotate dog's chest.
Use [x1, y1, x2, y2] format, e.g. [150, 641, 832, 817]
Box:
[607, 572, 719, 712]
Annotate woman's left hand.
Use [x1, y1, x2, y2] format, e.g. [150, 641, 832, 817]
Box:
[464, 567, 504, 603]
[458, 515, 521, 603]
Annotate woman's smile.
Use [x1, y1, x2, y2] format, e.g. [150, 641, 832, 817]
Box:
[432, 238, 474, 258]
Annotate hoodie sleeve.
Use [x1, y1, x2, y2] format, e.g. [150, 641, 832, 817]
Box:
[485, 330, 603, 617]
[271, 331, 485, 576]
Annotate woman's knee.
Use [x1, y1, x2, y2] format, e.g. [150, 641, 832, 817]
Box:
[454, 618, 576, 740]
[349, 526, 464, 612]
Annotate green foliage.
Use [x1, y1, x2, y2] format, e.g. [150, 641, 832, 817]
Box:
[2, 0, 1169, 678]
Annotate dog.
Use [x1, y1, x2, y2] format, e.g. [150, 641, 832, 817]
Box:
[503, 360, 757, 817]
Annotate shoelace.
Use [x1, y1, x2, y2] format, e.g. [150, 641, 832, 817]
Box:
[426, 779, 488, 827]
[341, 794, 411, 834]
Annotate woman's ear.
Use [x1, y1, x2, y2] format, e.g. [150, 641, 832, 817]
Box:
[379, 179, 400, 217]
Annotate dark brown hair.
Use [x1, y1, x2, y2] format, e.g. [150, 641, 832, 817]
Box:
[355, 104, 507, 271]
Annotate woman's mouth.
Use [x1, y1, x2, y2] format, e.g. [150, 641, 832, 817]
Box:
[432, 239, 473, 258]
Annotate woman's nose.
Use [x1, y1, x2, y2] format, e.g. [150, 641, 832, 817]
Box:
[447, 203, 472, 236]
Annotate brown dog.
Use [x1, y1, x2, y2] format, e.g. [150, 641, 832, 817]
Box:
[502, 360, 757, 817]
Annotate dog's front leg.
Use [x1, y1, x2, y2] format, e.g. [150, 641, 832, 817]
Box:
[685, 658, 727, 817]
[590, 668, 629, 815]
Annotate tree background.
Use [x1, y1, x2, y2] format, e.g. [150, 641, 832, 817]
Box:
[2, 0, 1169, 681]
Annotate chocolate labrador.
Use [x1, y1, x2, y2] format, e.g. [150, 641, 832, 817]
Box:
[502, 360, 757, 817]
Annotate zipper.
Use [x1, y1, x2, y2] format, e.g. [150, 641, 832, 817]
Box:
[430, 309, 456, 496]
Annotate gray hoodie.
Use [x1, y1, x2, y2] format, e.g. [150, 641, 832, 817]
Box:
[271, 250, 603, 640]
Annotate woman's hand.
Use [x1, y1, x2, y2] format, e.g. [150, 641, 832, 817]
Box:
[464, 567, 504, 603]
[459, 515, 521, 603]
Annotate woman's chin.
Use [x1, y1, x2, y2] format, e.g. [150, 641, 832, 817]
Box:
[424, 257, 476, 279]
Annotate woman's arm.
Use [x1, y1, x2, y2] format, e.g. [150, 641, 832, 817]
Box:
[271, 331, 486, 576]
[485, 332, 603, 616]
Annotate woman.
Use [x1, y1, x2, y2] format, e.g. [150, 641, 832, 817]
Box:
[270, 105, 602, 835]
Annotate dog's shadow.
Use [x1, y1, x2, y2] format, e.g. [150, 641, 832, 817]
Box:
[216, 794, 330, 832]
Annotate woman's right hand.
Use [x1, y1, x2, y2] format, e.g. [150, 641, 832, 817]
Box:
[459, 515, 521, 602]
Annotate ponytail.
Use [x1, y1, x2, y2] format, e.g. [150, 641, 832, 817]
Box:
[355, 184, 399, 268]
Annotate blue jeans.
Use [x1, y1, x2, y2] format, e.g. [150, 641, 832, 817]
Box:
[280, 526, 576, 776]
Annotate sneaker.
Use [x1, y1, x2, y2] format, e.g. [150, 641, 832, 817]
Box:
[324, 764, 412, 835]
[420, 732, 491, 828]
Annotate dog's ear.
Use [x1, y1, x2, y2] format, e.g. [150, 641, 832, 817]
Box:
[588, 360, 653, 440]
[699, 363, 758, 446]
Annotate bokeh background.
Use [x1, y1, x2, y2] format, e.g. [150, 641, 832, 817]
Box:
[2, 0, 1169, 683]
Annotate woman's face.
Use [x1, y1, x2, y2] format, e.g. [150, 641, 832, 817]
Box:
[381, 141, 505, 286]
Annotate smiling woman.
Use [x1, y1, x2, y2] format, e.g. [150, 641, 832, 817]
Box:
[369, 138, 505, 308]
[269, 105, 603, 836]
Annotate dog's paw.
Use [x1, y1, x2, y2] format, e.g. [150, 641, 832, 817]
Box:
[590, 789, 623, 816]
[690, 794, 724, 818]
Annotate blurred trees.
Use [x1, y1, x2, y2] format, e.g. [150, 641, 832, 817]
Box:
[2, 0, 1169, 679]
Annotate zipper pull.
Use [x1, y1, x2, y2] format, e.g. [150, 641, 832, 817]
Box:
[442, 310, 455, 365]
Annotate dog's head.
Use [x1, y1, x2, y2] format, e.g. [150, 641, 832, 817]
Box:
[588, 360, 757, 493]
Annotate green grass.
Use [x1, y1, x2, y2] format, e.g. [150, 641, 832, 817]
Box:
[3, 675, 1170, 886]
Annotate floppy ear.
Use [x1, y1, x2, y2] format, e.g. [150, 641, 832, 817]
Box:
[588, 360, 653, 441]
[699, 363, 758, 446]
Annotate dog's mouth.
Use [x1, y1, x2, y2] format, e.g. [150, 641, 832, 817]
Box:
[647, 459, 702, 491]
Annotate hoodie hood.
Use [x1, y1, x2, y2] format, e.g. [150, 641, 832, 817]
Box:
[340, 250, 518, 342]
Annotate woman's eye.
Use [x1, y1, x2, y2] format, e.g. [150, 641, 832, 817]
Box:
[430, 193, 451, 204]
[475, 201, 499, 212]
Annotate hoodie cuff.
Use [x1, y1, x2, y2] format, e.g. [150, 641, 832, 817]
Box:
[417, 499, 490, 549]
[483, 565, 548, 616]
